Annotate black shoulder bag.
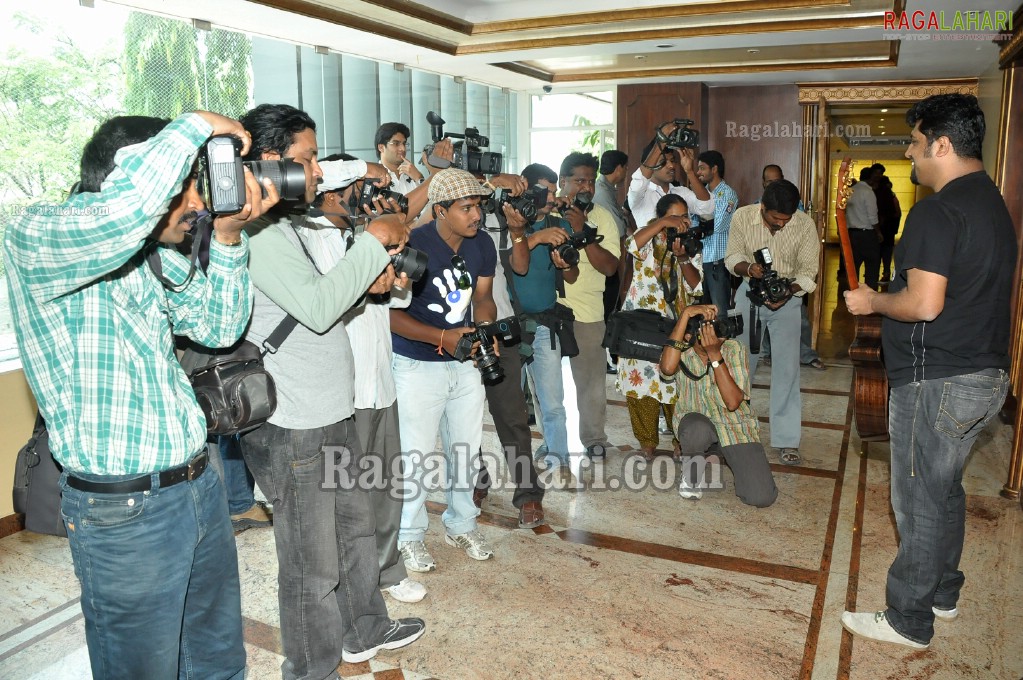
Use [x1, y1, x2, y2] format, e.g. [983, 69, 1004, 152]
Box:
[12, 413, 67, 537]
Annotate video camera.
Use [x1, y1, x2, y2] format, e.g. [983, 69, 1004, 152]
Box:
[485, 184, 549, 223]
[199, 135, 306, 214]
[666, 218, 714, 258]
[423, 111, 502, 175]
[684, 309, 744, 344]
[553, 225, 604, 267]
[656, 119, 701, 150]
[451, 316, 522, 385]
[746, 247, 795, 306]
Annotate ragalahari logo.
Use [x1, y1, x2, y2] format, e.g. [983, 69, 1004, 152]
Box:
[883, 10, 1012, 41]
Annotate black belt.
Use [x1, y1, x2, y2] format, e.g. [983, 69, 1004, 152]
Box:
[67, 451, 209, 494]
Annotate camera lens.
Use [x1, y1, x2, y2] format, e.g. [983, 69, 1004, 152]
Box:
[555, 243, 580, 267]
[475, 345, 504, 385]
[245, 160, 307, 201]
[391, 247, 428, 282]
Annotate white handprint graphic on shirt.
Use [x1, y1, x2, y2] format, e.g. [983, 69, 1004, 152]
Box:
[427, 268, 472, 323]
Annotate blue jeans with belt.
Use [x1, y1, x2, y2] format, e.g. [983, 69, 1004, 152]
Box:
[884, 368, 1008, 644]
[59, 453, 245, 680]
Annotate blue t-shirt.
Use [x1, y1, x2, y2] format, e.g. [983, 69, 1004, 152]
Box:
[392, 221, 497, 361]
[509, 216, 572, 314]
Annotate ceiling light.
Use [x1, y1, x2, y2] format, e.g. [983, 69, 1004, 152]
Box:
[656, 44, 673, 49]
[635, 55, 646, 60]
[881, 132, 886, 135]
[747, 49, 760, 54]
[881, 108, 888, 113]
[879, 118, 885, 121]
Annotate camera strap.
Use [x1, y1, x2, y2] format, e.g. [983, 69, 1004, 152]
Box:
[748, 304, 763, 355]
[146, 210, 213, 293]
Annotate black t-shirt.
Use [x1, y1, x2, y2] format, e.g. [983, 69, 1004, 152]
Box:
[391, 221, 497, 362]
[882, 171, 1016, 387]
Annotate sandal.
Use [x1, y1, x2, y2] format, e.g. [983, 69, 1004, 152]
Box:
[779, 448, 801, 465]
[806, 358, 827, 371]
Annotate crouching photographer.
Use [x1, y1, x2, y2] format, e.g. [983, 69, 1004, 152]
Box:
[659, 304, 777, 507]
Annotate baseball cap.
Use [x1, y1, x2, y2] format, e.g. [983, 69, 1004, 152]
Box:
[427, 168, 493, 203]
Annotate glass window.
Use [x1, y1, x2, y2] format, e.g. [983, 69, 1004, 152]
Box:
[529, 91, 615, 178]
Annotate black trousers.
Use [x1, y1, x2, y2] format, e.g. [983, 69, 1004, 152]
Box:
[849, 228, 881, 291]
[476, 347, 545, 507]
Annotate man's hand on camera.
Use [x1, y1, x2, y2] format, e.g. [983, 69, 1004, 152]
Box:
[442, 326, 476, 357]
[677, 147, 697, 173]
[366, 214, 407, 253]
[360, 194, 406, 222]
[698, 320, 725, 357]
[675, 303, 718, 339]
[363, 162, 390, 186]
[747, 262, 765, 279]
[550, 248, 575, 270]
[490, 174, 527, 196]
[562, 204, 587, 233]
[212, 167, 280, 243]
[197, 112, 252, 156]
[532, 228, 568, 247]
[368, 264, 397, 295]
[423, 138, 454, 175]
[501, 203, 528, 231]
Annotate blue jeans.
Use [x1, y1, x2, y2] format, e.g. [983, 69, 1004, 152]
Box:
[524, 323, 570, 467]
[241, 419, 391, 680]
[701, 259, 732, 318]
[393, 354, 484, 541]
[59, 455, 245, 680]
[884, 368, 1008, 645]
[219, 434, 255, 515]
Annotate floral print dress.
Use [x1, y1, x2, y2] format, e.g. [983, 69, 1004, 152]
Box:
[615, 231, 704, 404]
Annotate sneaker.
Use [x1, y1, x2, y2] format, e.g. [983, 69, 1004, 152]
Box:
[932, 606, 958, 621]
[444, 529, 494, 561]
[518, 500, 545, 529]
[341, 617, 426, 663]
[397, 540, 436, 573]
[384, 578, 427, 604]
[679, 476, 703, 500]
[840, 611, 929, 649]
[231, 502, 272, 532]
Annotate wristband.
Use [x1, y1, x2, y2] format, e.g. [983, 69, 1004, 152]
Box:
[436, 328, 446, 356]
[664, 339, 688, 352]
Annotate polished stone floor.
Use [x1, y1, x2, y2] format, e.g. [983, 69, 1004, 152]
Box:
[2, 251, 1022, 679]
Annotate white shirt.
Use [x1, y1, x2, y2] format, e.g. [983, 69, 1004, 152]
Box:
[627, 167, 715, 229]
[845, 181, 878, 230]
[387, 168, 421, 196]
[481, 212, 516, 319]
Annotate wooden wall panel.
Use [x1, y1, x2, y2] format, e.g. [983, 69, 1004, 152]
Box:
[705, 84, 804, 207]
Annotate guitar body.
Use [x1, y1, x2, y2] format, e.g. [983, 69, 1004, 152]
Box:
[836, 159, 889, 441]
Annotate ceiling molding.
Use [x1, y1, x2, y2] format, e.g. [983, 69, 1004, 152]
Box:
[797, 78, 980, 104]
[359, 0, 472, 35]
[490, 61, 555, 83]
[456, 16, 880, 55]
[470, 0, 850, 35]
[997, 3, 1023, 67]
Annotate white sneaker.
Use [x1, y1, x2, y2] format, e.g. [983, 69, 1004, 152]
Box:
[932, 606, 958, 621]
[840, 611, 929, 649]
[397, 540, 436, 573]
[384, 578, 427, 603]
[445, 529, 494, 561]
[679, 476, 703, 500]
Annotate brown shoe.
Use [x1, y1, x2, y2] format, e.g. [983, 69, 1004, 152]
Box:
[518, 501, 545, 529]
[231, 502, 272, 532]
[472, 487, 488, 509]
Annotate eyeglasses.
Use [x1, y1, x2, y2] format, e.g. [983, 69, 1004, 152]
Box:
[450, 255, 471, 290]
[386, 140, 408, 148]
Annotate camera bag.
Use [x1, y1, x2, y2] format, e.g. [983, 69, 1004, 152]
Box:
[12, 413, 67, 537]
[602, 308, 676, 363]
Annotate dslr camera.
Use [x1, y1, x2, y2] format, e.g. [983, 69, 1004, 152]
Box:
[746, 247, 795, 306]
[656, 118, 701, 150]
[389, 247, 428, 283]
[451, 316, 522, 385]
[199, 135, 306, 214]
[352, 180, 409, 216]
[553, 225, 604, 267]
[665, 218, 714, 258]
[423, 111, 503, 175]
[684, 309, 744, 344]
[486, 184, 549, 223]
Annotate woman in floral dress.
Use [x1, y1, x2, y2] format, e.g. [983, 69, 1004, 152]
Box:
[616, 194, 703, 458]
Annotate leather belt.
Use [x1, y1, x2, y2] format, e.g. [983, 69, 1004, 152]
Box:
[66, 451, 209, 494]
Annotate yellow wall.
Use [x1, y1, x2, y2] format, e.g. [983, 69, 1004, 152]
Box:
[1, 369, 38, 518]
[826, 157, 917, 243]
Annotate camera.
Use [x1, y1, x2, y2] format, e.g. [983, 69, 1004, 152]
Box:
[571, 191, 594, 214]
[389, 247, 428, 282]
[486, 184, 548, 223]
[665, 219, 714, 258]
[353, 180, 409, 215]
[746, 247, 795, 306]
[542, 85, 553, 93]
[452, 319, 516, 385]
[684, 309, 744, 344]
[553, 225, 604, 267]
[656, 119, 701, 151]
[422, 111, 503, 175]
[199, 135, 306, 214]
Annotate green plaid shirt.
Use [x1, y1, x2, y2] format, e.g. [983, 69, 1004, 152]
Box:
[3, 114, 253, 475]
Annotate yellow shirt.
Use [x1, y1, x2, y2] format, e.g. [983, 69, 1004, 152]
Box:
[561, 204, 622, 323]
[724, 205, 820, 295]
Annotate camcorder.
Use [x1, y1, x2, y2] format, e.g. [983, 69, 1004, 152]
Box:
[423, 111, 502, 175]
[553, 225, 604, 267]
[684, 309, 744, 344]
[352, 180, 409, 216]
[199, 135, 306, 214]
[452, 315, 522, 385]
[485, 184, 548, 223]
[666, 218, 714, 258]
[746, 247, 795, 306]
[656, 118, 701, 150]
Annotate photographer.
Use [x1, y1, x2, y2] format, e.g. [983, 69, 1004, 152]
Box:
[390, 168, 501, 572]
[4, 111, 277, 679]
[237, 104, 426, 676]
[627, 121, 714, 229]
[507, 163, 580, 488]
[725, 179, 819, 466]
[659, 305, 778, 506]
[617, 194, 703, 460]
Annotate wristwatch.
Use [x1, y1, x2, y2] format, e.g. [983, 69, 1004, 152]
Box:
[710, 359, 722, 370]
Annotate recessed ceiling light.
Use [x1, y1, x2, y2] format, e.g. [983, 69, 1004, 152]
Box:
[635, 55, 646, 60]
[881, 108, 888, 113]
[747, 49, 760, 54]
[881, 131, 886, 135]
[879, 118, 885, 121]
[656, 44, 673, 49]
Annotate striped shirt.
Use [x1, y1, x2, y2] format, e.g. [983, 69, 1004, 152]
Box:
[670, 339, 759, 447]
[724, 205, 820, 295]
[3, 114, 253, 475]
[699, 180, 739, 263]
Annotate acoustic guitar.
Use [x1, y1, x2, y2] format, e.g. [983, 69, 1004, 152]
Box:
[835, 158, 889, 441]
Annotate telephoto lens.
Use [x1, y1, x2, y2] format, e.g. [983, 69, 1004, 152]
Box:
[390, 247, 428, 282]
[245, 160, 307, 200]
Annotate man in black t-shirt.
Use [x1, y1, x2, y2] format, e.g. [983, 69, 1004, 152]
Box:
[842, 94, 1015, 650]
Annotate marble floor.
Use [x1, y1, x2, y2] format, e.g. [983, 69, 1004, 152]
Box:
[2, 251, 1022, 679]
